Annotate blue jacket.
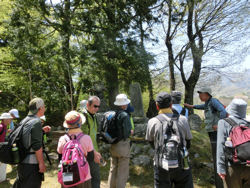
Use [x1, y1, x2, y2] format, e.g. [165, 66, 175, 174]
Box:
[194, 98, 227, 132]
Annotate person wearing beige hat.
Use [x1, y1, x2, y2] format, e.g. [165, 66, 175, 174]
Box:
[184, 87, 227, 188]
[57, 111, 94, 188]
[0, 113, 13, 183]
[108, 94, 132, 188]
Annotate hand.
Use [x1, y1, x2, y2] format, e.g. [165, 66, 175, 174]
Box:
[213, 125, 218, 131]
[94, 150, 101, 164]
[39, 162, 46, 173]
[184, 103, 193, 108]
[131, 130, 134, 136]
[7, 129, 12, 133]
[42, 126, 51, 133]
[218, 173, 226, 180]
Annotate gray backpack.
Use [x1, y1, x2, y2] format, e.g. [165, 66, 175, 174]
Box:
[154, 114, 184, 170]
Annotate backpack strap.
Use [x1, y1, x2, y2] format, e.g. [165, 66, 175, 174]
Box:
[224, 117, 237, 127]
[180, 107, 186, 116]
[0, 126, 5, 135]
[82, 112, 90, 135]
[66, 132, 84, 141]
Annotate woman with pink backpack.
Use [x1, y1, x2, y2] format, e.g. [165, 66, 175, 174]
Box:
[57, 111, 94, 188]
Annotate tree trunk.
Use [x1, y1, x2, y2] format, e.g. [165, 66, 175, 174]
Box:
[62, 0, 74, 110]
[165, 0, 175, 91]
[105, 64, 119, 109]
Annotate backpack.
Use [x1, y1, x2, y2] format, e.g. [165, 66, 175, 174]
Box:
[224, 118, 250, 165]
[0, 118, 32, 164]
[154, 113, 185, 171]
[98, 110, 123, 144]
[58, 133, 89, 187]
[210, 98, 227, 114]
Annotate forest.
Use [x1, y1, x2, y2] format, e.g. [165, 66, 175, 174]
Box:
[0, 0, 249, 123]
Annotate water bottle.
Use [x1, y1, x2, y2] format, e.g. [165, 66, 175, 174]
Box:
[183, 147, 189, 170]
[58, 160, 62, 172]
[225, 137, 233, 148]
[12, 143, 20, 163]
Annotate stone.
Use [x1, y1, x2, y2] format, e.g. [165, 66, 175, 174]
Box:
[129, 83, 145, 117]
[188, 114, 202, 131]
[92, 82, 109, 112]
[132, 155, 151, 166]
[48, 152, 59, 160]
[131, 144, 142, 155]
[133, 117, 148, 124]
[134, 123, 147, 137]
[194, 153, 200, 158]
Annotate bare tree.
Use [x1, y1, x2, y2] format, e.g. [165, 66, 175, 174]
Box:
[156, 0, 249, 111]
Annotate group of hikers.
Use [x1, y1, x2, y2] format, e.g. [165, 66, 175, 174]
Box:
[0, 87, 249, 188]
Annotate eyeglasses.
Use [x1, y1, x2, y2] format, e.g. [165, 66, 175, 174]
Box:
[94, 105, 100, 108]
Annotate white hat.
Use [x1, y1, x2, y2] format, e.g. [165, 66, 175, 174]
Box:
[9, 109, 19, 118]
[114, 94, 130, 106]
[40, 115, 46, 121]
[0, 113, 13, 120]
[63, 111, 86, 128]
[197, 87, 212, 96]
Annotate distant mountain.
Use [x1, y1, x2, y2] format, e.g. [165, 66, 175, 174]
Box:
[213, 69, 250, 97]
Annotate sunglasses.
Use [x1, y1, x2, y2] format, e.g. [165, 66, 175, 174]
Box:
[94, 105, 100, 108]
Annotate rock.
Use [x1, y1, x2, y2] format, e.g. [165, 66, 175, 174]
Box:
[57, 126, 63, 131]
[148, 148, 155, 158]
[129, 83, 145, 117]
[133, 117, 148, 124]
[194, 153, 200, 158]
[134, 123, 147, 137]
[131, 144, 142, 155]
[48, 152, 58, 160]
[202, 162, 213, 169]
[132, 155, 151, 166]
[188, 114, 202, 131]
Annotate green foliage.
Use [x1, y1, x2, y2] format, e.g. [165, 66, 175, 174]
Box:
[0, 0, 157, 119]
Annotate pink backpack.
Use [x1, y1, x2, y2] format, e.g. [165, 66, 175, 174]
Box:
[58, 133, 89, 187]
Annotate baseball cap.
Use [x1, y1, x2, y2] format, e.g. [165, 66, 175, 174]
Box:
[9, 109, 19, 118]
[156, 92, 172, 108]
[171, 91, 182, 104]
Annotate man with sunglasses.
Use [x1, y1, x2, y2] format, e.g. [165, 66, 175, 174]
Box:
[81, 96, 102, 188]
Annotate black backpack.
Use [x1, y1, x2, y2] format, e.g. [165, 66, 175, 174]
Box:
[0, 118, 33, 164]
[180, 107, 187, 116]
[98, 110, 123, 144]
[154, 113, 185, 170]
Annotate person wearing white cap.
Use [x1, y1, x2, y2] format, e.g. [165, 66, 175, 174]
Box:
[108, 94, 132, 188]
[217, 98, 250, 188]
[0, 113, 13, 183]
[57, 111, 93, 188]
[184, 87, 227, 188]
[9, 109, 19, 131]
